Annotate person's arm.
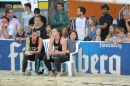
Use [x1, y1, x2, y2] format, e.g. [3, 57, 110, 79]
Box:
[100, 23, 108, 29]
[54, 38, 67, 55]
[96, 26, 101, 35]
[32, 38, 43, 54]
[85, 28, 88, 36]
[126, 19, 130, 31]
[117, 38, 130, 44]
[0, 25, 4, 36]
[3, 24, 13, 39]
[105, 37, 117, 43]
[48, 38, 54, 52]
[100, 16, 113, 29]
[51, 13, 62, 26]
[25, 38, 30, 52]
[15, 34, 20, 40]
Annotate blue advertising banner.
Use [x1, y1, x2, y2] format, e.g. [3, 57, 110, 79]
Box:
[0, 40, 130, 75]
[77, 41, 130, 75]
[0, 40, 25, 70]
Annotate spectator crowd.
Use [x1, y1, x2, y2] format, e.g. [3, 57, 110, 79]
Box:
[0, 2, 130, 77]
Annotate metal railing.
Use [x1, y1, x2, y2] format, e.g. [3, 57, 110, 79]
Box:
[119, 4, 130, 20]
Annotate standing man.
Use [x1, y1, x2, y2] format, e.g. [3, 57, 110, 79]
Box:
[51, 2, 69, 29]
[23, 3, 34, 33]
[70, 6, 88, 41]
[99, 4, 113, 41]
[0, 17, 16, 39]
[29, 8, 46, 27]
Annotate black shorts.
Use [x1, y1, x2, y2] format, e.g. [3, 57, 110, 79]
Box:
[27, 53, 44, 61]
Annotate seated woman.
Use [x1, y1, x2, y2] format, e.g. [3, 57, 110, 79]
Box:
[62, 26, 68, 39]
[45, 25, 52, 39]
[22, 30, 45, 76]
[68, 30, 78, 40]
[44, 28, 69, 77]
[106, 24, 117, 38]
[67, 30, 78, 53]
[84, 16, 101, 41]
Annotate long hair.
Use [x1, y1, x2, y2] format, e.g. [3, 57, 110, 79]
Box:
[107, 24, 117, 38]
[68, 30, 78, 40]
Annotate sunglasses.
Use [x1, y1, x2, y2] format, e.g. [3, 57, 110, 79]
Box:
[34, 12, 40, 13]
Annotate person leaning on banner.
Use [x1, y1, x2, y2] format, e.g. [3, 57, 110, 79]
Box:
[105, 27, 130, 44]
[51, 2, 69, 29]
[29, 8, 46, 27]
[15, 26, 29, 42]
[0, 16, 16, 39]
[1, 4, 17, 19]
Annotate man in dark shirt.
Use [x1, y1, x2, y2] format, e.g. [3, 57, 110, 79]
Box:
[29, 8, 46, 27]
[118, 10, 130, 34]
[99, 4, 113, 41]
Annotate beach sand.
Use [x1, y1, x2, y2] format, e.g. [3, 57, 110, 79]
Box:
[0, 70, 130, 86]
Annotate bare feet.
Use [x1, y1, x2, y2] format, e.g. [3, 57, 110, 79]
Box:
[56, 72, 61, 77]
[34, 72, 39, 76]
[21, 72, 25, 76]
[48, 71, 54, 77]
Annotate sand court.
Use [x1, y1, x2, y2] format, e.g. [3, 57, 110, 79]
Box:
[0, 71, 130, 86]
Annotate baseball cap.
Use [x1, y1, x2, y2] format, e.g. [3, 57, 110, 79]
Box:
[34, 8, 40, 13]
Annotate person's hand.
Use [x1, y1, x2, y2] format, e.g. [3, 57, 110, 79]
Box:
[126, 19, 130, 23]
[29, 51, 33, 55]
[25, 53, 28, 56]
[112, 40, 117, 44]
[50, 50, 55, 55]
[46, 52, 51, 57]
[25, 51, 29, 56]
[0, 24, 4, 29]
[16, 37, 20, 40]
[117, 40, 122, 44]
[3, 24, 8, 29]
[62, 22, 65, 24]
[20, 38, 25, 42]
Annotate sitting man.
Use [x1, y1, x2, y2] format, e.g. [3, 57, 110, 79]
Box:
[0, 16, 16, 39]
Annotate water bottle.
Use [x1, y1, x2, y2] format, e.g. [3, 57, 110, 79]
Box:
[47, 52, 50, 60]
[43, 66, 49, 76]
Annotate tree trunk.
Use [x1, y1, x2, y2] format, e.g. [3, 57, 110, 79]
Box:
[48, 0, 64, 25]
